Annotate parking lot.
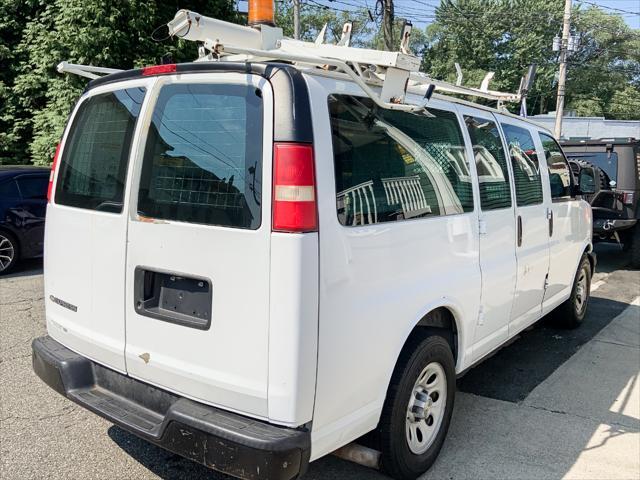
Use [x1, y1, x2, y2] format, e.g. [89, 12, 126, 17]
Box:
[1, 244, 638, 480]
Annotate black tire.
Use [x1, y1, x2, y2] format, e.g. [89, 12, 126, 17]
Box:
[628, 224, 640, 269]
[0, 230, 19, 275]
[554, 255, 592, 329]
[378, 334, 456, 480]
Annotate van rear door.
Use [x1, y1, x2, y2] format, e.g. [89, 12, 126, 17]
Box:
[124, 74, 273, 418]
[45, 80, 150, 372]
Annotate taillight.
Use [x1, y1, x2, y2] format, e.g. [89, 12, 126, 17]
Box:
[622, 191, 635, 205]
[47, 143, 61, 202]
[272, 143, 317, 233]
[141, 64, 176, 76]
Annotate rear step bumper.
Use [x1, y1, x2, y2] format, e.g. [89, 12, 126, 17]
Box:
[32, 336, 310, 480]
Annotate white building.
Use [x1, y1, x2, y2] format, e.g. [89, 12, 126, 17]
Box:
[529, 113, 640, 140]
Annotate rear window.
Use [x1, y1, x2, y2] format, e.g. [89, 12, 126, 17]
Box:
[137, 83, 263, 229]
[329, 95, 473, 226]
[55, 88, 145, 212]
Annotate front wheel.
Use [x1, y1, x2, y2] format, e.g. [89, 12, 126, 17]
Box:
[378, 335, 456, 480]
[555, 255, 592, 329]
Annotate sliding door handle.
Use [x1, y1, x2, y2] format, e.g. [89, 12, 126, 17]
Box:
[517, 215, 523, 247]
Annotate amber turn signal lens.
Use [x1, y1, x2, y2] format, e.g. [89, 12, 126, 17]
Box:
[248, 0, 275, 26]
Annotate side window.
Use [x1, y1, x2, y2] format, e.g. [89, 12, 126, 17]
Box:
[16, 175, 48, 200]
[55, 88, 145, 212]
[137, 83, 263, 230]
[464, 116, 511, 210]
[539, 132, 573, 199]
[0, 179, 20, 198]
[502, 124, 543, 206]
[329, 95, 473, 226]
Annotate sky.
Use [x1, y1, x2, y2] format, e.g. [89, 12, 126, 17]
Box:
[238, 0, 640, 30]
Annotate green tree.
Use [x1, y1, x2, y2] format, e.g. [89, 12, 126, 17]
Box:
[2, 0, 237, 165]
[276, 1, 373, 45]
[565, 6, 640, 118]
[421, 0, 640, 118]
[0, 0, 40, 165]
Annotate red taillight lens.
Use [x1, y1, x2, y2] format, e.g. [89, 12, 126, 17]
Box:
[622, 191, 635, 206]
[47, 143, 61, 202]
[141, 64, 177, 76]
[272, 143, 317, 233]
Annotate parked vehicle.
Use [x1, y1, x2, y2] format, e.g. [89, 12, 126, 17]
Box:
[32, 9, 596, 480]
[562, 138, 640, 268]
[0, 166, 49, 274]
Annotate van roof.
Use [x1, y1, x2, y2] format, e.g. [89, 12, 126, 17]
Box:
[85, 60, 551, 136]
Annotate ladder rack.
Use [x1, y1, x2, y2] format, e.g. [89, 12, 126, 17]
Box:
[57, 10, 525, 113]
[167, 10, 523, 111]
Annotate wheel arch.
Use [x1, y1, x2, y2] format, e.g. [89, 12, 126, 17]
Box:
[394, 300, 468, 379]
[582, 242, 596, 275]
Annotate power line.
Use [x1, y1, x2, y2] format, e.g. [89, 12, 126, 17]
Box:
[577, 0, 640, 16]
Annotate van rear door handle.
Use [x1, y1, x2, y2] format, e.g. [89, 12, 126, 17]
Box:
[517, 215, 523, 247]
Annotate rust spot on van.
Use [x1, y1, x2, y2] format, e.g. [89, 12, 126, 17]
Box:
[136, 214, 168, 224]
[139, 352, 151, 364]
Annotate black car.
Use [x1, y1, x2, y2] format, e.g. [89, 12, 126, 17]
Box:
[562, 138, 640, 267]
[0, 166, 50, 274]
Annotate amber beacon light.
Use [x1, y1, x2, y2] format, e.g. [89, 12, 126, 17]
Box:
[248, 0, 275, 26]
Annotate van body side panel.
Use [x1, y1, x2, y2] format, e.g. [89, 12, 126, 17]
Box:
[45, 79, 153, 373]
[124, 74, 274, 418]
[267, 232, 319, 425]
[306, 75, 481, 459]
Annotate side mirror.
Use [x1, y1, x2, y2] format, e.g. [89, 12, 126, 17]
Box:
[578, 167, 596, 195]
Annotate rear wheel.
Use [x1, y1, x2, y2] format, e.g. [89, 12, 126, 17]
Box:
[555, 255, 591, 329]
[0, 232, 18, 275]
[378, 335, 455, 480]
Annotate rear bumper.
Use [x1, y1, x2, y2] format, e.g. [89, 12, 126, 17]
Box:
[32, 336, 310, 480]
[593, 218, 637, 235]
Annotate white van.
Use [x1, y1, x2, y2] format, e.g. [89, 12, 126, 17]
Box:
[32, 25, 596, 480]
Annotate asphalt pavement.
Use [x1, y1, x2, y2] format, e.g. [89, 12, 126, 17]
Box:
[1, 245, 639, 479]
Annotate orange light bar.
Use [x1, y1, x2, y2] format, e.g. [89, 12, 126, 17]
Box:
[248, 0, 275, 26]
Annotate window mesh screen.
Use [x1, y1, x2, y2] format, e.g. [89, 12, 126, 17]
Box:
[464, 116, 511, 210]
[329, 95, 473, 227]
[55, 88, 145, 212]
[502, 124, 543, 207]
[137, 84, 263, 229]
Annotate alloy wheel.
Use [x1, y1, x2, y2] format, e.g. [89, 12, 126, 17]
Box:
[0, 234, 15, 273]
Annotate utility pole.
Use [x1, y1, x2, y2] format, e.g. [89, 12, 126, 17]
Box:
[293, 0, 301, 40]
[383, 0, 394, 51]
[554, 0, 572, 139]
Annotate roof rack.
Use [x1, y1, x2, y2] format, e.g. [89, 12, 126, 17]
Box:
[57, 61, 122, 80]
[167, 10, 524, 112]
[57, 10, 526, 112]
